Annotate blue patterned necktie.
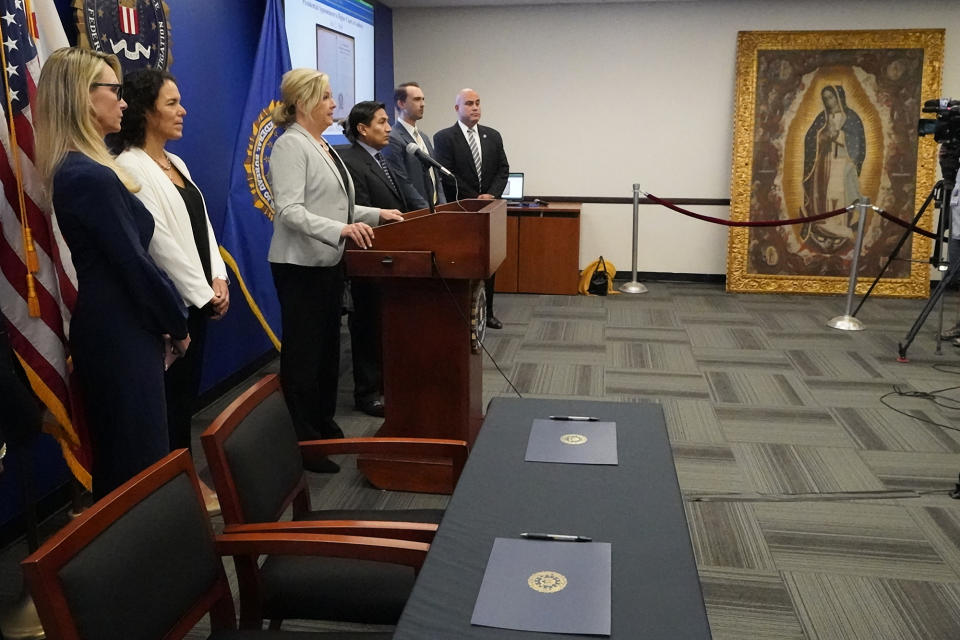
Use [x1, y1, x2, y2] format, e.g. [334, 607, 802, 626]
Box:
[375, 152, 399, 195]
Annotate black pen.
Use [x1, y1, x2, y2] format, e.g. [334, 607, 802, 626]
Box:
[521, 532, 593, 542]
[548, 415, 597, 422]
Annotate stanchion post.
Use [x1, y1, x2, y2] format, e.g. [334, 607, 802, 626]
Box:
[827, 198, 869, 331]
[619, 183, 648, 294]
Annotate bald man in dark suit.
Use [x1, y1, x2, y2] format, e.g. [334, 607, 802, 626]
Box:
[433, 88, 509, 329]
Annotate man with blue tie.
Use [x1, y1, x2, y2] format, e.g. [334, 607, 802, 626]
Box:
[434, 88, 510, 329]
[339, 101, 422, 417]
[383, 82, 443, 209]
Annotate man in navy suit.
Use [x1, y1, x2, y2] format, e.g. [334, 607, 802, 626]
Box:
[383, 82, 442, 209]
[339, 101, 422, 417]
[434, 88, 510, 329]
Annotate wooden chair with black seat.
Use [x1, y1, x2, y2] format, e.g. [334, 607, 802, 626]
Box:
[200, 373, 468, 630]
[21, 449, 422, 640]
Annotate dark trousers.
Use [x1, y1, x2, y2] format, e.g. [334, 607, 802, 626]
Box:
[485, 275, 496, 314]
[165, 306, 207, 450]
[271, 262, 345, 441]
[348, 279, 382, 404]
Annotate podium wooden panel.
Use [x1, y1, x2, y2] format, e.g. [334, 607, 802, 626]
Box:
[345, 199, 506, 493]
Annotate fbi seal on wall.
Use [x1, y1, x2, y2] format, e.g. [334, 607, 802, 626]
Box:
[527, 570, 568, 594]
[560, 433, 588, 445]
[75, 0, 172, 71]
[244, 102, 282, 220]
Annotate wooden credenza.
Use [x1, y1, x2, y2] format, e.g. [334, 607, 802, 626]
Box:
[496, 202, 581, 295]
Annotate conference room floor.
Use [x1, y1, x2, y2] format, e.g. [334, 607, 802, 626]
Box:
[6, 281, 960, 639]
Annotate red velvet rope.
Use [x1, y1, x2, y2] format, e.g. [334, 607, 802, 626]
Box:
[643, 192, 941, 240]
[642, 192, 848, 227]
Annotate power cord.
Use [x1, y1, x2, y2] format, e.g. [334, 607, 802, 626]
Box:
[430, 254, 522, 398]
[878, 362, 960, 498]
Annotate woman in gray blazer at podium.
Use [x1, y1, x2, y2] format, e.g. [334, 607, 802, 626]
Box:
[267, 69, 402, 470]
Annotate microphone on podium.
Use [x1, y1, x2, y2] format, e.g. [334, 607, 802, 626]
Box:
[405, 142, 455, 177]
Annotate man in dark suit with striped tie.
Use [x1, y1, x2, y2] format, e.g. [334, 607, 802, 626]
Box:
[433, 88, 510, 329]
[339, 101, 420, 417]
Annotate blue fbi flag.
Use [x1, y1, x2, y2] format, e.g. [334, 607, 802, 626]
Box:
[218, 0, 292, 350]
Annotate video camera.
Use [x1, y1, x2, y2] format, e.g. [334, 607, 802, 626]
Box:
[919, 98, 960, 143]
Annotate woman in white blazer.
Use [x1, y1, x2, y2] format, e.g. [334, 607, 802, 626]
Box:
[108, 69, 228, 510]
[268, 69, 402, 472]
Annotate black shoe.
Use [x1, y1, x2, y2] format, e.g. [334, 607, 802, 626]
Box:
[320, 420, 344, 439]
[356, 397, 385, 418]
[486, 315, 503, 330]
[302, 456, 340, 473]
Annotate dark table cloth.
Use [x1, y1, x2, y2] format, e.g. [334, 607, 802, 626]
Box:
[394, 397, 712, 639]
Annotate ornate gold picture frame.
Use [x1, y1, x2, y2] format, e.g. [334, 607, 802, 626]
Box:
[727, 30, 944, 297]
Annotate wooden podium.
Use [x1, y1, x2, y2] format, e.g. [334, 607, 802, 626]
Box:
[344, 199, 506, 493]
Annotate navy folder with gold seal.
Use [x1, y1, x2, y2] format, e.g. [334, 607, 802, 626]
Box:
[471, 537, 612, 635]
[525, 419, 618, 465]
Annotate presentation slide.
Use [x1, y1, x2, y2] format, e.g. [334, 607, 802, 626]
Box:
[285, 0, 375, 141]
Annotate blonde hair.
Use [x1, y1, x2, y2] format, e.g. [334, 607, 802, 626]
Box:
[271, 68, 330, 128]
[35, 47, 137, 194]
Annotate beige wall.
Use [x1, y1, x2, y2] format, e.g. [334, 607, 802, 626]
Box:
[392, 0, 960, 274]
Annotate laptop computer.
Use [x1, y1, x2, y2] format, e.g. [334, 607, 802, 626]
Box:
[503, 172, 524, 201]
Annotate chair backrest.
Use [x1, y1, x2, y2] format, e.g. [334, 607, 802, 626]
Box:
[22, 450, 235, 640]
[201, 374, 309, 525]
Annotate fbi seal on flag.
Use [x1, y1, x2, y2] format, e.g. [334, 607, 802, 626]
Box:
[244, 102, 283, 221]
[75, 0, 172, 71]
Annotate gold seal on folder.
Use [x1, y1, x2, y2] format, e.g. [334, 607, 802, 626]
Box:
[527, 571, 568, 593]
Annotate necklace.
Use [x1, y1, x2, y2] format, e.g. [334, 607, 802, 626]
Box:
[152, 153, 173, 171]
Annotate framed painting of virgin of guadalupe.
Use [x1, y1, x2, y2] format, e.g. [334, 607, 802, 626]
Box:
[727, 30, 944, 297]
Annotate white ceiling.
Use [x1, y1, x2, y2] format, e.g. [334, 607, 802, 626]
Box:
[381, 0, 697, 7]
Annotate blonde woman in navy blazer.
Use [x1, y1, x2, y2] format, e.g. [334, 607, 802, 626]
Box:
[267, 69, 402, 470]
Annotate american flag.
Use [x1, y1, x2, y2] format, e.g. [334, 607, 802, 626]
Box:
[0, 0, 92, 488]
[118, 1, 138, 36]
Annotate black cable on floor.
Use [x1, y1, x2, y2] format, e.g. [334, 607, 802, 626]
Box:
[431, 254, 522, 398]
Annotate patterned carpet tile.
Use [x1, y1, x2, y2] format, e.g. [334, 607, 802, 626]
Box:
[832, 407, 960, 453]
[605, 369, 710, 400]
[510, 362, 605, 396]
[524, 318, 606, 344]
[910, 505, 960, 580]
[764, 330, 857, 350]
[783, 571, 960, 640]
[672, 294, 746, 314]
[678, 312, 764, 327]
[605, 341, 699, 372]
[660, 399, 726, 443]
[786, 349, 886, 379]
[734, 444, 885, 494]
[606, 304, 679, 329]
[754, 502, 956, 582]
[859, 450, 960, 492]
[705, 371, 815, 406]
[513, 341, 608, 366]
[803, 378, 914, 408]
[692, 348, 794, 372]
[672, 442, 751, 493]
[686, 326, 772, 350]
[479, 334, 523, 364]
[698, 568, 805, 640]
[685, 501, 776, 570]
[716, 405, 854, 447]
[605, 326, 689, 343]
[530, 304, 607, 321]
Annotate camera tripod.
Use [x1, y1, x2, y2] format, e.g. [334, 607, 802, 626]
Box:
[897, 142, 960, 361]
